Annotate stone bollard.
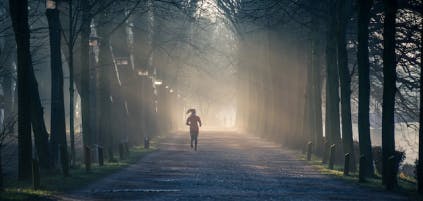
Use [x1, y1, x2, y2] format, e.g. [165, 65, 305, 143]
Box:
[322, 141, 329, 164]
[59, 144, 69, 177]
[97, 145, 104, 166]
[144, 136, 150, 149]
[124, 142, 130, 156]
[344, 153, 350, 176]
[328, 144, 336, 170]
[84, 146, 91, 172]
[119, 143, 124, 160]
[359, 155, 366, 182]
[32, 159, 40, 190]
[307, 141, 313, 161]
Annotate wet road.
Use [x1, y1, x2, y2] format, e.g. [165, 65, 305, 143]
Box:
[60, 131, 408, 201]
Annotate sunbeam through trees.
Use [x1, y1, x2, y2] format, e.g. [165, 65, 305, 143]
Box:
[0, 0, 422, 200]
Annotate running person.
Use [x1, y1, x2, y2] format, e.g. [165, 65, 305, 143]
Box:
[186, 109, 202, 151]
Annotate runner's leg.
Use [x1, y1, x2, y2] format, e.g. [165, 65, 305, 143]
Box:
[194, 132, 198, 151]
[190, 132, 194, 148]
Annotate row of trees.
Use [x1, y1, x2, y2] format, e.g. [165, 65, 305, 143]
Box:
[1, 0, 239, 189]
[1, 0, 185, 185]
[1, 0, 421, 195]
[233, 0, 421, 191]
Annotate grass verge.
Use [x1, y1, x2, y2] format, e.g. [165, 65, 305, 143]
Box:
[298, 153, 423, 201]
[0, 146, 156, 201]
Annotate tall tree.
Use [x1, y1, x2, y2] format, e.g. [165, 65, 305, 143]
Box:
[357, 0, 375, 179]
[381, 0, 398, 190]
[97, 11, 115, 160]
[8, 0, 51, 170]
[46, 0, 68, 171]
[29, 60, 51, 169]
[310, 1, 324, 154]
[9, 0, 32, 180]
[325, 1, 341, 148]
[336, 0, 355, 171]
[79, 0, 92, 148]
[67, 0, 76, 167]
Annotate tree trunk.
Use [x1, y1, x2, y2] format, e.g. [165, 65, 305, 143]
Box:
[304, 42, 313, 144]
[8, 7, 51, 169]
[311, 25, 323, 153]
[80, 0, 94, 148]
[310, 9, 324, 154]
[10, 3, 52, 170]
[68, 0, 75, 167]
[418, 25, 423, 193]
[381, 0, 398, 190]
[46, 7, 68, 169]
[29, 64, 51, 169]
[357, 0, 375, 178]
[97, 20, 114, 159]
[336, 0, 355, 172]
[9, 0, 33, 180]
[325, 2, 341, 148]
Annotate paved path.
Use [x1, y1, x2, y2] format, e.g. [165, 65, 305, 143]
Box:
[59, 131, 408, 201]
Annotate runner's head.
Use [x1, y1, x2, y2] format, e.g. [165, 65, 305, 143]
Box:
[186, 108, 196, 115]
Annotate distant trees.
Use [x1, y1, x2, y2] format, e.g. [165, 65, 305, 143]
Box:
[233, 0, 421, 192]
[3, 0, 174, 183]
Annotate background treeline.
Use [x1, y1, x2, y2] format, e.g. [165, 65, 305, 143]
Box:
[232, 0, 422, 191]
[1, 0, 239, 190]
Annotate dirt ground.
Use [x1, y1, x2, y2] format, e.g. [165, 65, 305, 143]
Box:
[58, 130, 409, 201]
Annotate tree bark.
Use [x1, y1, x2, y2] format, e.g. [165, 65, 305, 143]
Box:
[79, 0, 92, 147]
[29, 64, 51, 169]
[9, 0, 32, 180]
[325, 2, 341, 148]
[97, 19, 114, 159]
[310, 6, 324, 154]
[336, 0, 355, 172]
[46, 7, 68, 169]
[357, 0, 375, 178]
[381, 0, 398, 190]
[68, 0, 75, 167]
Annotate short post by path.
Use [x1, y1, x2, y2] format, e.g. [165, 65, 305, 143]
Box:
[119, 143, 124, 160]
[328, 144, 336, 170]
[98, 145, 104, 166]
[322, 140, 329, 164]
[344, 153, 350, 176]
[84, 145, 91, 172]
[307, 141, 313, 161]
[144, 136, 150, 149]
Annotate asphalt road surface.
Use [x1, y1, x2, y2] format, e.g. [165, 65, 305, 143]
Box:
[59, 130, 408, 201]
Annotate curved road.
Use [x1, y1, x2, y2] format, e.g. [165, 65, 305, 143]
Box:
[60, 131, 408, 201]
